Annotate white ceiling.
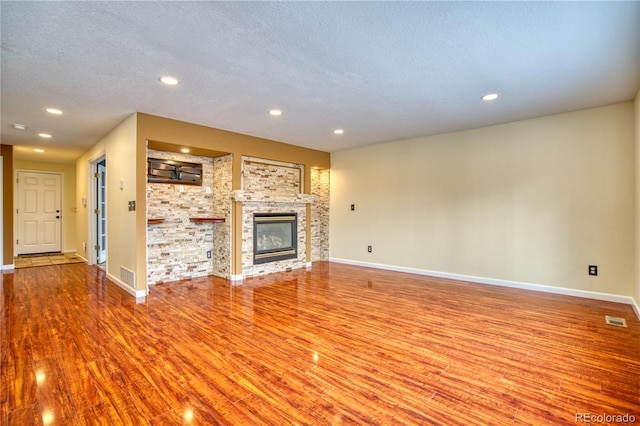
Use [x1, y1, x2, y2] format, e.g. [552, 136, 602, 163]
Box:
[2, 1, 639, 163]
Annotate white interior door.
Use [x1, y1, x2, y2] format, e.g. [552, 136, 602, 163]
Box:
[96, 161, 106, 264]
[16, 171, 62, 254]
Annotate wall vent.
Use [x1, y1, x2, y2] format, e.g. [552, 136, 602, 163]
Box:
[605, 315, 627, 327]
[121, 266, 136, 289]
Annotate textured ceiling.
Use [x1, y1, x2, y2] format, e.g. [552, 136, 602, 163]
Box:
[1, 1, 639, 163]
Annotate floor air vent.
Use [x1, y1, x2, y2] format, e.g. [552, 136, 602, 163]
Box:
[605, 315, 627, 327]
[121, 266, 136, 289]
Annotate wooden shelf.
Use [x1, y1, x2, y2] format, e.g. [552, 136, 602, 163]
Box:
[189, 218, 226, 223]
[147, 218, 166, 225]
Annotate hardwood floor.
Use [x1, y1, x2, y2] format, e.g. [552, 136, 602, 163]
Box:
[1, 262, 639, 425]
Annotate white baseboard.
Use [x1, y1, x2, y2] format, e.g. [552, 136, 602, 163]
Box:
[106, 272, 147, 298]
[230, 273, 244, 282]
[2, 264, 15, 271]
[330, 258, 640, 320]
[632, 297, 640, 320]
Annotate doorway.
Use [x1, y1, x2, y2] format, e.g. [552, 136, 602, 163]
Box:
[95, 158, 107, 265]
[15, 171, 62, 255]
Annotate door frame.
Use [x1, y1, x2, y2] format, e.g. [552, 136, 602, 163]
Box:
[96, 159, 106, 264]
[88, 153, 106, 266]
[14, 169, 64, 255]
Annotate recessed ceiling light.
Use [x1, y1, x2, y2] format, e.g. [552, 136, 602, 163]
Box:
[180, 148, 190, 153]
[269, 109, 282, 116]
[34, 149, 45, 153]
[159, 76, 179, 85]
[12, 123, 26, 130]
[333, 129, 344, 135]
[38, 133, 52, 138]
[46, 108, 63, 115]
[481, 93, 499, 101]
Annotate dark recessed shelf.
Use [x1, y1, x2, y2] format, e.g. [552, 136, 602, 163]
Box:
[189, 218, 226, 223]
[147, 218, 166, 225]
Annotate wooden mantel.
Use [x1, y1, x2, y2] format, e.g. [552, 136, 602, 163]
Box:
[189, 218, 226, 223]
[231, 190, 315, 204]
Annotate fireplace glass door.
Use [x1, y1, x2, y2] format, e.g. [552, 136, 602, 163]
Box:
[254, 213, 297, 264]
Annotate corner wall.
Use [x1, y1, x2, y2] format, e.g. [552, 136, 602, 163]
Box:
[331, 102, 635, 298]
[77, 114, 139, 294]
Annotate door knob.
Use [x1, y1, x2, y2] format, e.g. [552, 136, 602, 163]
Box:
[56, 216, 60, 219]
[56, 209, 60, 213]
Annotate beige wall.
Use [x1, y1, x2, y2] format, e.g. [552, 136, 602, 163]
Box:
[331, 102, 635, 297]
[1, 145, 14, 265]
[14, 160, 77, 253]
[76, 114, 138, 289]
[635, 89, 640, 307]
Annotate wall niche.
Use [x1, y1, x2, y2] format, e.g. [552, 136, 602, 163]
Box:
[146, 149, 232, 284]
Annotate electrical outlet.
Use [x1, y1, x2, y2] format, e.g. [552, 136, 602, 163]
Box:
[207, 251, 212, 259]
[367, 246, 372, 253]
[588, 265, 598, 276]
[351, 204, 355, 211]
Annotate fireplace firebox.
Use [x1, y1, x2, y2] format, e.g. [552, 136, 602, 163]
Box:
[253, 213, 297, 264]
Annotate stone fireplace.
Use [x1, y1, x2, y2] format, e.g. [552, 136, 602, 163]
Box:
[234, 190, 313, 278]
[147, 151, 329, 284]
[234, 156, 317, 278]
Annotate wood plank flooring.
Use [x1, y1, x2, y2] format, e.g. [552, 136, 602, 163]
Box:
[1, 261, 639, 425]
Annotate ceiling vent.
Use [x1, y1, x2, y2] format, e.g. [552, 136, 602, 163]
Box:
[605, 316, 627, 327]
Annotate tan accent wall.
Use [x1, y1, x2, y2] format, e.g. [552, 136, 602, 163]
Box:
[1, 145, 14, 265]
[136, 113, 330, 169]
[14, 160, 77, 254]
[331, 102, 635, 297]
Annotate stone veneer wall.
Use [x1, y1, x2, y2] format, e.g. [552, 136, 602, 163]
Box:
[210, 155, 233, 278]
[311, 168, 330, 261]
[146, 150, 232, 284]
[243, 158, 302, 196]
[239, 156, 309, 277]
